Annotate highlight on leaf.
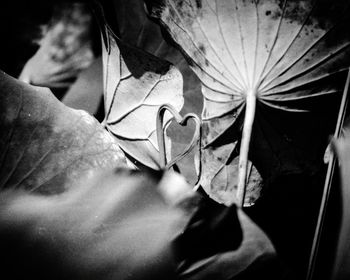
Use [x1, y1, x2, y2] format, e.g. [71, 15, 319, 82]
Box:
[146, 0, 350, 206]
[0, 71, 127, 194]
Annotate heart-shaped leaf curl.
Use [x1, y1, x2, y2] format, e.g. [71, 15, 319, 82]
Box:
[156, 104, 201, 181]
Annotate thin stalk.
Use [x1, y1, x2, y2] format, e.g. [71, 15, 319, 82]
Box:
[306, 68, 350, 280]
[237, 88, 257, 207]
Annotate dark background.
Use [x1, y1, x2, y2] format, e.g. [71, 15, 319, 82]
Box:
[0, 1, 347, 279]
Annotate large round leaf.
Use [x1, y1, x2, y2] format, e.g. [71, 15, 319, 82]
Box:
[146, 0, 350, 205]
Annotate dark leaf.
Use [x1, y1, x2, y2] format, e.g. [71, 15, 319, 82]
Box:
[175, 190, 278, 280]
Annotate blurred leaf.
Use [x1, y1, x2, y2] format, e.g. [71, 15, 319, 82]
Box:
[0, 163, 277, 280]
[18, 3, 94, 89]
[0, 71, 126, 194]
[0, 168, 193, 280]
[101, 23, 184, 169]
[146, 0, 350, 205]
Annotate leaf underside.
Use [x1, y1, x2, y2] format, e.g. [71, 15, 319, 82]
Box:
[147, 0, 350, 205]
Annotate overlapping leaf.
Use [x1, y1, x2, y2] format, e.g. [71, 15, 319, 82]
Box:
[100, 22, 184, 169]
[0, 71, 126, 194]
[146, 0, 350, 205]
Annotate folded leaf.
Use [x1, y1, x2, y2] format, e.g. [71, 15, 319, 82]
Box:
[0, 71, 126, 194]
